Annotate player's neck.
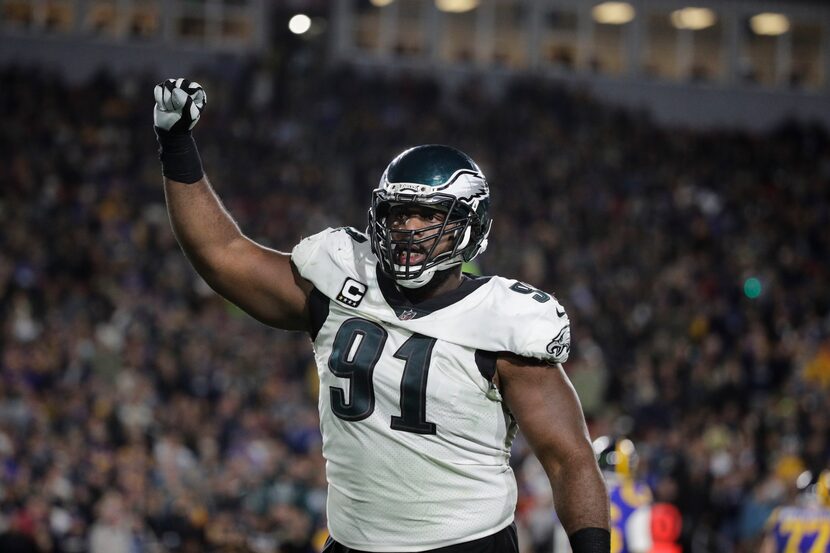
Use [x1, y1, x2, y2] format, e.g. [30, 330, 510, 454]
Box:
[399, 267, 464, 304]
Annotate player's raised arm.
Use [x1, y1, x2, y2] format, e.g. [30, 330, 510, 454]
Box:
[496, 354, 611, 553]
[153, 78, 310, 330]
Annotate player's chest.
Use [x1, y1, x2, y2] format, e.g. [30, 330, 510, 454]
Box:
[314, 312, 494, 433]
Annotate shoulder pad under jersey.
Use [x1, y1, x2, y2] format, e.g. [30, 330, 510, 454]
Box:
[291, 227, 371, 291]
[485, 278, 571, 363]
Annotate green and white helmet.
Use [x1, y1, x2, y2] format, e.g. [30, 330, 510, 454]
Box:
[368, 145, 492, 288]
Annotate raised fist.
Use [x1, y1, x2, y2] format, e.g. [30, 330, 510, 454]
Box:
[153, 78, 207, 133]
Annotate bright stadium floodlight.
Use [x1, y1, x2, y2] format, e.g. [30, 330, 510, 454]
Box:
[370, 0, 394, 7]
[750, 13, 790, 36]
[670, 7, 717, 30]
[288, 13, 312, 35]
[435, 0, 479, 14]
[592, 2, 635, 25]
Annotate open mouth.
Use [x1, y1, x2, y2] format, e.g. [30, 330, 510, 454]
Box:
[395, 246, 427, 266]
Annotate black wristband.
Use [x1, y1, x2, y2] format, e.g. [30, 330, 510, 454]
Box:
[155, 127, 204, 184]
[569, 527, 611, 553]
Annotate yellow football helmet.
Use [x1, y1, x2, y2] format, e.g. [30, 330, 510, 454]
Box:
[818, 470, 830, 507]
[593, 436, 638, 480]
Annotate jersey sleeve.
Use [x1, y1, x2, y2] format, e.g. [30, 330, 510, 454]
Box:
[763, 507, 781, 532]
[291, 229, 329, 278]
[291, 227, 367, 297]
[517, 296, 571, 364]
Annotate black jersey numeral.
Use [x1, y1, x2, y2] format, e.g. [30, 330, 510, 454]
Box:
[328, 318, 386, 421]
[391, 335, 437, 434]
[509, 281, 551, 303]
[327, 319, 437, 435]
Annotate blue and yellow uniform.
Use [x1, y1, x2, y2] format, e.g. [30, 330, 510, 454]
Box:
[593, 436, 653, 553]
[608, 478, 653, 553]
[765, 506, 830, 553]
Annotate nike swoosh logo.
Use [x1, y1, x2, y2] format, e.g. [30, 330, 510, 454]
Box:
[555, 307, 566, 317]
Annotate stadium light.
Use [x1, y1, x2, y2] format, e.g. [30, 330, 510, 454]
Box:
[670, 7, 717, 30]
[750, 13, 790, 36]
[369, 0, 395, 7]
[288, 13, 312, 35]
[592, 2, 635, 25]
[435, 0, 479, 14]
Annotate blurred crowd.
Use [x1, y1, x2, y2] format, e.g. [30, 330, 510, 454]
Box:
[0, 57, 829, 553]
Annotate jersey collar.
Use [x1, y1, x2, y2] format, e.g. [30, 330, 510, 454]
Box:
[375, 264, 491, 320]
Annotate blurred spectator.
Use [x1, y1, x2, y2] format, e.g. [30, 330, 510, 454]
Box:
[89, 492, 133, 553]
[0, 511, 42, 553]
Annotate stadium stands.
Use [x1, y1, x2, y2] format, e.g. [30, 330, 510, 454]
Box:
[0, 60, 828, 552]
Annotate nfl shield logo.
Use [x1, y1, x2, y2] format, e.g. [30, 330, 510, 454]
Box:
[398, 309, 417, 321]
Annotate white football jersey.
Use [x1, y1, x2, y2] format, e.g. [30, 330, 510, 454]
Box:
[291, 227, 570, 552]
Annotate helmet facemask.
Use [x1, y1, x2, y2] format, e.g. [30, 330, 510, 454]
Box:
[368, 145, 492, 289]
[370, 191, 482, 288]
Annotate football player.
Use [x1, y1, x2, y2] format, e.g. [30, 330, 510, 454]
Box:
[553, 437, 652, 553]
[761, 469, 830, 553]
[593, 437, 653, 553]
[154, 78, 610, 553]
